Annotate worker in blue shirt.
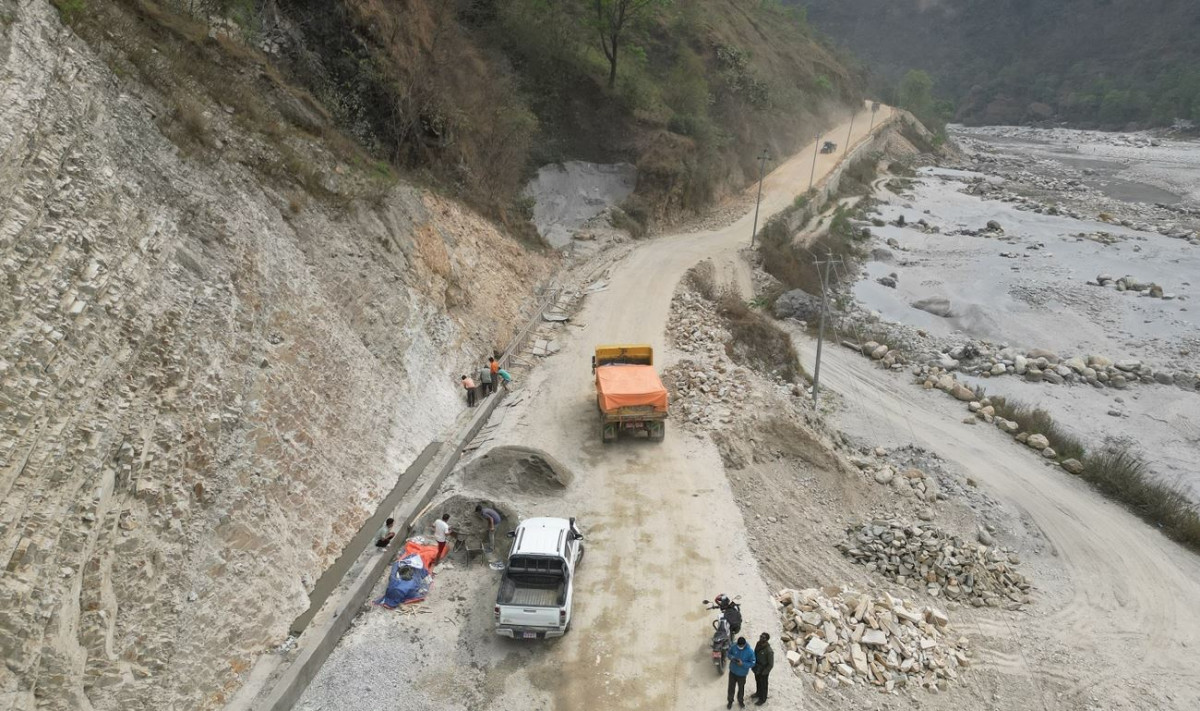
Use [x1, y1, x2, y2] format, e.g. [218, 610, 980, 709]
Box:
[726, 636, 756, 708]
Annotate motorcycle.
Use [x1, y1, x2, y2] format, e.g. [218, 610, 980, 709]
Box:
[703, 596, 741, 673]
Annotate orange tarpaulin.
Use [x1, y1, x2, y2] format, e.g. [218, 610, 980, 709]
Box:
[403, 540, 440, 570]
[595, 365, 668, 413]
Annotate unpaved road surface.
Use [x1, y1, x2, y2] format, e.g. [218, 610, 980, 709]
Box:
[478, 105, 893, 709]
[797, 336, 1200, 708]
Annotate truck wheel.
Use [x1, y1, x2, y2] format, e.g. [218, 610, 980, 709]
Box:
[601, 421, 616, 443]
[649, 421, 666, 442]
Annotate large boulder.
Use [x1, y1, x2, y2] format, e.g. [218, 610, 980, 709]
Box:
[1026, 433, 1050, 450]
[1061, 458, 1084, 474]
[1026, 348, 1060, 364]
[912, 297, 953, 318]
[774, 289, 823, 322]
[870, 247, 895, 263]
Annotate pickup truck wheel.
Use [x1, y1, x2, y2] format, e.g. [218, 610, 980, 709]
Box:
[577, 544, 585, 566]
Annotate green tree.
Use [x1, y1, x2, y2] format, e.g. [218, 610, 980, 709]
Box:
[592, 0, 669, 88]
[898, 69, 934, 119]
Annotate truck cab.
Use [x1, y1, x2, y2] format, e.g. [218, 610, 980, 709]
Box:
[494, 517, 584, 639]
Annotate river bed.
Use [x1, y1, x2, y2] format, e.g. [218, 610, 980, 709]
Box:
[850, 127, 1200, 500]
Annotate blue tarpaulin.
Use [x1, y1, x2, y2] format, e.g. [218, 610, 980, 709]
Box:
[375, 553, 431, 608]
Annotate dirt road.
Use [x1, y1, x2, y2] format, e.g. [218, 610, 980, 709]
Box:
[796, 336, 1200, 707]
[481, 105, 892, 709]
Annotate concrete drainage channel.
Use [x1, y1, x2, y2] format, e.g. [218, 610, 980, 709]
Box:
[227, 288, 558, 711]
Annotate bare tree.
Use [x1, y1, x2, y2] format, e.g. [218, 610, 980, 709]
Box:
[593, 0, 667, 89]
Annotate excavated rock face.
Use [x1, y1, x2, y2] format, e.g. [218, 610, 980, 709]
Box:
[0, 3, 549, 709]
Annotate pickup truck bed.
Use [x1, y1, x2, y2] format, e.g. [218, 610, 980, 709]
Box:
[498, 576, 566, 607]
[507, 587, 561, 607]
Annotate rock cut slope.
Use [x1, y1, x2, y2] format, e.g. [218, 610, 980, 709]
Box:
[0, 2, 549, 708]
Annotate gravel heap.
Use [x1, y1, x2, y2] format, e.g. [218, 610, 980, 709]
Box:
[835, 520, 1033, 609]
[776, 587, 972, 694]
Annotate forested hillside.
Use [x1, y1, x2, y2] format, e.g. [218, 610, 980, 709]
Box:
[798, 0, 1200, 128]
[276, 0, 865, 223]
[54, 0, 863, 230]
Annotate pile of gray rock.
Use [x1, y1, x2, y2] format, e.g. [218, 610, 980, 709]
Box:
[918, 347, 1199, 393]
[663, 358, 750, 428]
[668, 289, 729, 355]
[848, 457, 944, 509]
[836, 520, 1032, 609]
[1090, 273, 1175, 299]
[665, 286, 753, 428]
[841, 339, 908, 371]
[776, 587, 972, 694]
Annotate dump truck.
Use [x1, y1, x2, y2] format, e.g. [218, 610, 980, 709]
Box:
[592, 344, 668, 443]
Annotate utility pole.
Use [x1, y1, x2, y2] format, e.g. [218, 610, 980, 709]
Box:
[811, 255, 833, 406]
[808, 133, 820, 190]
[868, 101, 880, 133]
[843, 110, 856, 157]
[750, 149, 769, 248]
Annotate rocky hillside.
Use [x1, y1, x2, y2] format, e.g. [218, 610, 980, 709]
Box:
[0, 1, 550, 708]
[245, 0, 865, 223]
[799, 0, 1200, 128]
[0, 0, 864, 707]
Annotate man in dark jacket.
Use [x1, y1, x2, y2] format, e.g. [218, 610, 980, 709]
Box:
[751, 632, 774, 704]
[726, 636, 755, 709]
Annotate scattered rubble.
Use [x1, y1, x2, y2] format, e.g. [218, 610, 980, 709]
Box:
[664, 280, 756, 428]
[776, 587, 972, 694]
[836, 520, 1032, 609]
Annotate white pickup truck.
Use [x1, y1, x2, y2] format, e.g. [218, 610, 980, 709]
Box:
[494, 517, 584, 639]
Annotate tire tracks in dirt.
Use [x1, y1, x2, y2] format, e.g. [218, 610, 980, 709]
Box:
[800, 338, 1200, 707]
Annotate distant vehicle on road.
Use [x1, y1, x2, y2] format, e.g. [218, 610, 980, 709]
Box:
[821, 140, 837, 154]
[494, 517, 584, 639]
[593, 344, 668, 442]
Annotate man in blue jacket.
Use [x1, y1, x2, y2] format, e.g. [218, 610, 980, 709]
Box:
[726, 636, 756, 708]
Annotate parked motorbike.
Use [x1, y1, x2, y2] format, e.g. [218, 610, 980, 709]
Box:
[703, 595, 741, 673]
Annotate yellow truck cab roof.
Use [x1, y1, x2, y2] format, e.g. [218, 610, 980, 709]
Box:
[594, 344, 653, 366]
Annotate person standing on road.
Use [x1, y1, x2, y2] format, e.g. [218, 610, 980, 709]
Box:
[433, 513, 452, 563]
[478, 364, 493, 396]
[475, 504, 502, 552]
[751, 632, 774, 705]
[726, 636, 755, 708]
[461, 375, 477, 407]
[488, 357, 500, 394]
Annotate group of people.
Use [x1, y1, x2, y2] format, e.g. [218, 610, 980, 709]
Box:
[714, 595, 774, 707]
[461, 355, 512, 407]
[727, 632, 774, 707]
[426, 503, 505, 563]
[373, 503, 503, 562]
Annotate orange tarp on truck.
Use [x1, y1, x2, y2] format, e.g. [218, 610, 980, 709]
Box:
[595, 365, 668, 413]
